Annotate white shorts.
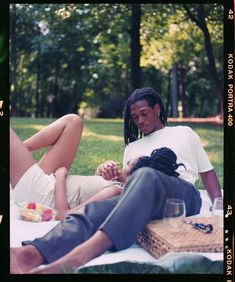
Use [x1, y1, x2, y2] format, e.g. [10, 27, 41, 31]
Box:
[10, 163, 118, 208]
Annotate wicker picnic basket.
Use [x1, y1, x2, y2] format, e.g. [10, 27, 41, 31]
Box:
[137, 217, 223, 259]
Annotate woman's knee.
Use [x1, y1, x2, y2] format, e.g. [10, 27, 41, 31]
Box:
[64, 114, 83, 129]
[10, 127, 17, 140]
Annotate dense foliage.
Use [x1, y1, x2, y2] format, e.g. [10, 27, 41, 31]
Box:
[10, 3, 223, 118]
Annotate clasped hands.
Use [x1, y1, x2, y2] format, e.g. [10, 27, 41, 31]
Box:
[95, 160, 121, 181]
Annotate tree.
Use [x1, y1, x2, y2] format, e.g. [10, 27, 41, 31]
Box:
[183, 4, 223, 116]
[130, 4, 142, 90]
[140, 3, 223, 117]
[9, 3, 223, 118]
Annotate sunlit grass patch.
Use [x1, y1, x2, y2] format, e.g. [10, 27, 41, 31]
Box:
[10, 118, 223, 189]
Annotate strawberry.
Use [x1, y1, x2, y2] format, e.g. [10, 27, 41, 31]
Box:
[27, 202, 36, 210]
[43, 209, 52, 214]
[41, 209, 52, 221]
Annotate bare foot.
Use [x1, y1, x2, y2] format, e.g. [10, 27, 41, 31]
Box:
[10, 248, 26, 274]
[24, 230, 113, 274]
[28, 256, 80, 274]
[10, 246, 44, 274]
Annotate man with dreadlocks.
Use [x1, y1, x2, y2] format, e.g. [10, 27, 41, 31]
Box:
[11, 88, 222, 274]
[96, 87, 221, 204]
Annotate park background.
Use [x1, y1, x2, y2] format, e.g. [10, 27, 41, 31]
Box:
[10, 3, 223, 185]
[9, 3, 224, 273]
[10, 3, 223, 119]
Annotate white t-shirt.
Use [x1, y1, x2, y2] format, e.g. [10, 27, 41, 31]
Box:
[123, 126, 213, 185]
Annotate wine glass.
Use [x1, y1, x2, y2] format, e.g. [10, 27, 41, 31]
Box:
[162, 199, 186, 231]
[212, 197, 223, 227]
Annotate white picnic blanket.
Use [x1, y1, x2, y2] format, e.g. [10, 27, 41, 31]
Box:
[10, 190, 223, 272]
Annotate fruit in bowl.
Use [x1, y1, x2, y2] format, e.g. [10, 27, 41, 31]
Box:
[17, 202, 58, 222]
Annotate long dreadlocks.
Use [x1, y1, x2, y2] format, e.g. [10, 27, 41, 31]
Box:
[124, 87, 168, 145]
[130, 147, 186, 178]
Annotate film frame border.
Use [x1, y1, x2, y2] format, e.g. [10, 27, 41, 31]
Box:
[0, 0, 234, 281]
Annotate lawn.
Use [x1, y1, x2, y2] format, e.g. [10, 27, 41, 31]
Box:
[10, 117, 224, 274]
[10, 117, 223, 190]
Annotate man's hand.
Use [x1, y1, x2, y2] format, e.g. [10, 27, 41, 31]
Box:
[95, 160, 121, 181]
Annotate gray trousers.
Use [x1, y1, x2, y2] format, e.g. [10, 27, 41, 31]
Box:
[22, 168, 201, 263]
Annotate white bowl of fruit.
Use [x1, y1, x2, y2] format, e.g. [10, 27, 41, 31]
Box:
[17, 202, 58, 222]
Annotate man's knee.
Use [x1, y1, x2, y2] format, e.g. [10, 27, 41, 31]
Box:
[132, 167, 159, 179]
[128, 167, 162, 190]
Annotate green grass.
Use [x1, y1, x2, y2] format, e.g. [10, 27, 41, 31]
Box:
[10, 117, 224, 274]
[75, 259, 223, 274]
[10, 117, 223, 189]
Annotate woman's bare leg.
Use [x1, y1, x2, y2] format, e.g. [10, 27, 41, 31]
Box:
[13, 230, 113, 274]
[10, 128, 36, 188]
[24, 114, 83, 174]
[10, 114, 83, 187]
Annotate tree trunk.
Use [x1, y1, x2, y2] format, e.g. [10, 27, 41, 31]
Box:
[166, 70, 171, 117]
[178, 62, 186, 117]
[35, 44, 41, 118]
[171, 63, 178, 117]
[202, 22, 223, 116]
[10, 5, 18, 116]
[40, 84, 46, 117]
[184, 4, 223, 116]
[130, 4, 142, 91]
[52, 62, 59, 117]
[199, 96, 205, 116]
[71, 79, 84, 114]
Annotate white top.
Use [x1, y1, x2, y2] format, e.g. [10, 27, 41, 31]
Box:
[123, 126, 213, 185]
